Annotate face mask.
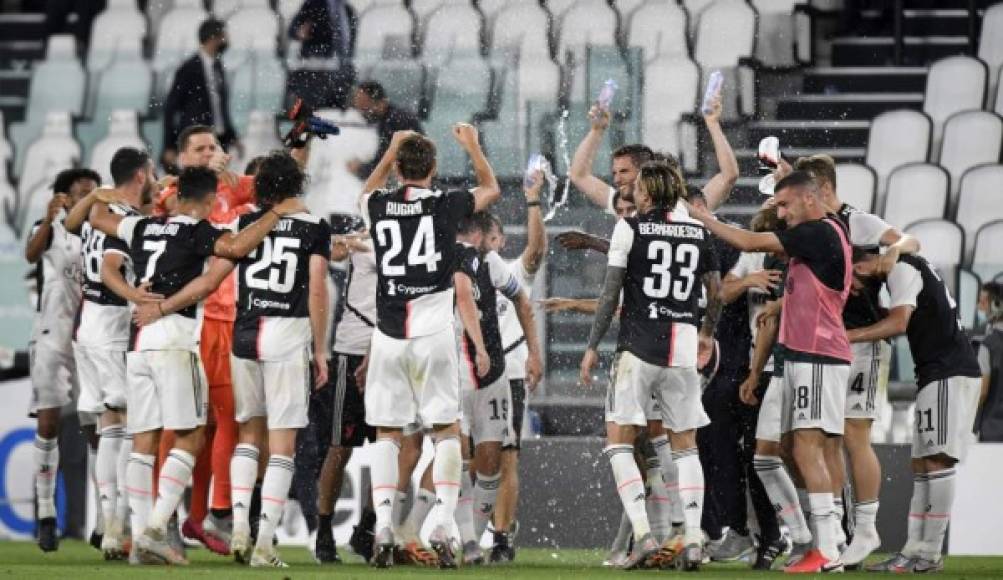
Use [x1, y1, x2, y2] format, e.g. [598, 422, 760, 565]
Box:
[217, 41, 229, 54]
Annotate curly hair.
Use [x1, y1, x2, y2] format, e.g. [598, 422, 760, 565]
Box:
[638, 161, 685, 209]
[254, 150, 305, 207]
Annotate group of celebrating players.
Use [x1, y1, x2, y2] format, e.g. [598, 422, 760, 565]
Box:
[23, 87, 982, 573]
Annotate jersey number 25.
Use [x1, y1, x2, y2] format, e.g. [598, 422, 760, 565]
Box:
[246, 237, 300, 293]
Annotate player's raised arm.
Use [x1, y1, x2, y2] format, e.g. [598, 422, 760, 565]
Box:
[569, 105, 614, 209]
[539, 297, 600, 314]
[25, 194, 68, 263]
[689, 202, 783, 254]
[212, 196, 306, 260]
[87, 200, 127, 238]
[133, 258, 235, 325]
[361, 130, 416, 198]
[700, 93, 739, 211]
[64, 187, 115, 234]
[453, 123, 500, 212]
[454, 271, 490, 377]
[520, 172, 547, 275]
[308, 254, 330, 388]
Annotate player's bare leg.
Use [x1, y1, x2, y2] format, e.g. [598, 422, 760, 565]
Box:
[230, 417, 267, 563]
[248, 427, 298, 568]
[840, 418, 881, 567]
[604, 422, 658, 569]
[34, 406, 61, 552]
[786, 429, 842, 572]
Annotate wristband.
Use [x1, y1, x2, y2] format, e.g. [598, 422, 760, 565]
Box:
[526, 200, 541, 207]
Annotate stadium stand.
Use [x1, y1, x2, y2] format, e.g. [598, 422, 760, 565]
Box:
[882, 163, 950, 230]
[835, 162, 876, 213]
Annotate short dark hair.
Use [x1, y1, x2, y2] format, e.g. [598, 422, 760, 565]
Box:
[685, 184, 705, 205]
[254, 151, 305, 207]
[177, 124, 215, 153]
[638, 160, 684, 208]
[396, 134, 436, 180]
[774, 170, 818, 195]
[198, 18, 225, 44]
[244, 155, 266, 176]
[52, 168, 101, 194]
[177, 166, 219, 201]
[794, 154, 837, 189]
[110, 147, 151, 187]
[357, 81, 387, 101]
[750, 205, 784, 233]
[612, 144, 654, 168]
[458, 211, 493, 236]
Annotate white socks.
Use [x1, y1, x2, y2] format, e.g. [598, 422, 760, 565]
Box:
[833, 495, 847, 547]
[116, 435, 132, 526]
[754, 454, 812, 544]
[400, 488, 435, 543]
[808, 492, 838, 561]
[432, 437, 462, 531]
[472, 471, 501, 539]
[611, 509, 632, 552]
[393, 490, 408, 532]
[256, 455, 295, 550]
[370, 438, 400, 533]
[34, 435, 59, 519]
[919, 468, 955, 561]
[230, 443, 259, 536]
[645, 462, 671, 542]
[126, 452, 155, 536]
[456, 467, 476, 544]
[88, 446, 105, 535]
[673, 448, 704, 545]
[605, 444, 651, 540]
[97, 425, 125, 528]
[148, 449, 195, 531]
[651, 435, 682, 525]
[841, 499, 881, 565]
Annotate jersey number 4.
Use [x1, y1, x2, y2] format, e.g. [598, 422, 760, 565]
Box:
[246, 237, 300, 293]
[375, 217, 442, 277]
[642, 241, 698, 300]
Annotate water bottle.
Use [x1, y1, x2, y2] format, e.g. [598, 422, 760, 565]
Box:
[524, 153, 545, 188]
[701, 70, 724, 115]
[597, 79, 618, 111]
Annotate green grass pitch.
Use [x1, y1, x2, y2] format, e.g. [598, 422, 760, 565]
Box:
[3, 540, 1003, 578]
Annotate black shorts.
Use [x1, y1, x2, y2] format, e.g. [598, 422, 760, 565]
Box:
[503, 379, 526, 451]
[327, 354, 376, 448]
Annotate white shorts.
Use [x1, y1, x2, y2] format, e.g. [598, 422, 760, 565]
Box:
[460, 377, 515, 446]
[845, 341, 891, 420]
[756, 375, 784, 443]
[912, 376, 981, 461]
[127, 350, 208, 433]
[231, 350, 312, 430]
[365, 327, 460, 429]
[605, 351, 710, 432]
[29, 340, 75, 413]
[781, 360, 849, 436]
[74, 344, 127, 414]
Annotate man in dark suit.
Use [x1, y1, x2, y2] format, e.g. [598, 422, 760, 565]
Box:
[353, 81, 423, 177]
[288, 0, 353, 60]
[162, 18, 238, 171]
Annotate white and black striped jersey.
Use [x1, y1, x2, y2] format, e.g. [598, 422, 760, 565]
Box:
[29, 213, 83, 349]
[362, 186, 475, 339]
[333, 238, 378, 356]
[115, 215, 225, 352]
[232, 211, 332, 361]
[608, 204, 718, 368]
[75, 202, 140, 349]
[834, 203, 893, 330]
[886, 254, 981, 388]
[455, 245, 521, 389]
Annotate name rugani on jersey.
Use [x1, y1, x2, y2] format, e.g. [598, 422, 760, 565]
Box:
[232, 211, 332, 361]
[364, 186, 475, 339]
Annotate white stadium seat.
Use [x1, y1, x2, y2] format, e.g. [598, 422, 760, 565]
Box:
[153, 1, 208, 94]
[547, 0, 579, 19]
[355, 3, 414, 61]
[835, 163, 876, 213]
[480, 0, 535, 20]
[642, 55, 699, 158]
[226, 3, 280, 56]
[954, 164, 1003, 266]
[693, 0, 755, 119]
[237, 110, 282, 171]
[229, 55, 287, 138]
[972, 220, 1003, 282]
[87, 2, 148, 73]
[750, 0, 797, 67]
[628, 1, 689, 61]
[89, 110, 147, 186]
[996, 65, 1003, 116]
[491, 2, 551, 59]
[882, 163, 948, 230]
[979, 3, 1003, 101]
[923, 56, 987, 160]
[864, 109, 931, 202]
[905, 219, 964, 269]
[18, 112, 80, 234]
[683, 0, 716, 35]
[422, 3, 482, 65]
[557, 0, 618, 98]
[938, 110, 1003, 208]
[615, 0, 648, 19]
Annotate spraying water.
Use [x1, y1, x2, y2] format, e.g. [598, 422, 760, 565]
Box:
[543, 109, 572, 223]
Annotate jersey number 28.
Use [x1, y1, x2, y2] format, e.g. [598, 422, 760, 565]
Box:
[375, 217, 442, 277]
[643, 241, 698, 300]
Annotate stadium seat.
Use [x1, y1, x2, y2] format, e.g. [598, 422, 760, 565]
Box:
[972, 220, 1003, 283]
[226, 2, 280, 57]
[749, 0, 797, 67]
[642, 55, 699, 158]
[835, 163, 876, 213]
[236, 110, 281, 170]
[955, 164, 1003, 266]
[17, 112, 81, 235]
[0, 111, 15, 241]
[979, 3, 1003, 101]
[212, 0, 242, 19]
[938, 110, 1003, 207]
[905, 218, 964, 271]
[78, 55, 153, 161]
[480, 0, 534, 20]
[882, 163, 948, 230]
[421, 3, 482, 66]
[360, 60, 426, 118]
[547, 0, 580, 19]
[957, 268, 981, 329]
[627, 0, 689, 61]
[153, 1, 208, 96]
[923, 56, 987, 159]
[355, 3, 415, 62]
[9, 35, 86, 177]
[557, 0, 618, 98]
[996, 67, 1003, 116]
[229, 55, 287, 138]
[864, 109, 931, 203]
[425, 58, 493, 177]
[89, 110, 147, 185]
[683, 0, 716, 34]
[614, 0, 648, 20]
[85, 36, 145, 116]
[302, 108, 379, 217]
[490, 1, 551, 59]
[87, 1, 148, 73]
[692, 0, 756, 119]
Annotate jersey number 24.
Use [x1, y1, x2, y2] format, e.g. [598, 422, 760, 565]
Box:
[374, 217, 442, 277]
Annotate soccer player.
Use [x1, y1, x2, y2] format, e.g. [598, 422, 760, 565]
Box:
[849, 252, 982, 573]
[580, 161, 721, 570]
[485, 174, 548, 562]
[792, 155, 920, 566]
[62, 147, 156, 560]
[315, 223, 378, 564]
[360, 124, 500, 568]
[689, 171, 853, 573]
[24, 168, 100, 552]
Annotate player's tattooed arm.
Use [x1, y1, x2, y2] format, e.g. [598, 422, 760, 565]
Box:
[580, 265, 624, 386]
[213, 197, 306, 259]
[308, 254, 330, 388]
[521, 172, 547, 275]
[453, 123, 501, 212]
[133, 258, 234, 325]
[512, 291, 544, 389]
[570, 105, 614, 209]
[454, 271, 490, 377]
[701, 92, 740, 212]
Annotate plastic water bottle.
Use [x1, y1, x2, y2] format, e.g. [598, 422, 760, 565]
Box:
[524, 153, 546, 188]
[701, 70, 723, 115]
[597, 79, 618, 111]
